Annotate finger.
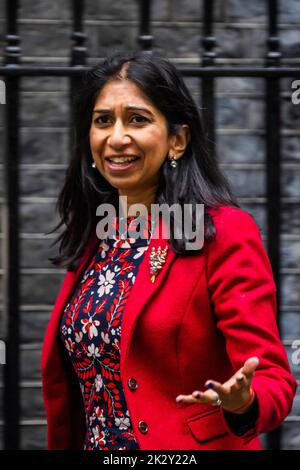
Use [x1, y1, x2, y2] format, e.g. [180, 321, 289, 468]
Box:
[176, 389, 220, 405]
[241, 356, 260, 378]
[204, 380, 225, 395]
[206, 376, 246, 397]
[196, 389, 221, 404]
[192, 390, 203, 399]
[176, 392, 204, 404]
[233, 374, 246, 390]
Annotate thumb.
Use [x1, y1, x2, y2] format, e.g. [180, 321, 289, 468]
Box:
[242, 356, 260, 377]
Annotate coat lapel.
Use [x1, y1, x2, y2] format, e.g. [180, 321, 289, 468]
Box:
[41, 233, 99, 373]
[120, 214, 176, 370]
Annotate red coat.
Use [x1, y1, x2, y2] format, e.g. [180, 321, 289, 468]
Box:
[41, 205, 296, 450]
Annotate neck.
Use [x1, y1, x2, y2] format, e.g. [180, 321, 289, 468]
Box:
[118, 185, 157, 217]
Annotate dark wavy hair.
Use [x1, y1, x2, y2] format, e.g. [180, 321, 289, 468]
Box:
[49, 51, 239, 271]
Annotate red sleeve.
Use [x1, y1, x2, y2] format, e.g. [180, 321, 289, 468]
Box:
[205, 206, 297, 440]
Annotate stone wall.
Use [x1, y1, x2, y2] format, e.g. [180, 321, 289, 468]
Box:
[0, 0, 299, 450]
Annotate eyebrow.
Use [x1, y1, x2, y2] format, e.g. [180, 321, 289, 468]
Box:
[92, 106, 154, 116]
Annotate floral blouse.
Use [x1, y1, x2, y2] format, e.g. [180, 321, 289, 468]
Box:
[60, 214, 155, 450]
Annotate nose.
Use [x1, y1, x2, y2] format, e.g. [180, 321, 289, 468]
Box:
[107, 120, 131, 149]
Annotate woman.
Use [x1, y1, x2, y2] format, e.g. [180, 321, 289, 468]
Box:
[41, 51, 296, 450]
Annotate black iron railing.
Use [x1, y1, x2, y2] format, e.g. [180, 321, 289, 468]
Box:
[1, 0, 300, 450]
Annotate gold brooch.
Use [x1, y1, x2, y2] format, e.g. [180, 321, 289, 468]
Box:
[149, 245, 168, 283]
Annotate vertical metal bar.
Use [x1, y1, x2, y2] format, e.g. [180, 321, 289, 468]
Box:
[70, 0, 87, 152]
[265, 0, 282, 450]
[70, 0, 87, 68]
[3, 0, 21, 449]
[138, 0, 153, 53]
[201, 0, 216, 156]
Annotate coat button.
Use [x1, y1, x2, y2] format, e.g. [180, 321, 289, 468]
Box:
[138, 421, 148, 434]
[128, 377, 138, 391]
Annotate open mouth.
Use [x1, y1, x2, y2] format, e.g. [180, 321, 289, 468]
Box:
[104, 156, 141, 171]
[106, 156, 140, 165]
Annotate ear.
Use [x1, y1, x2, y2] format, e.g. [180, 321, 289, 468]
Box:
[168, 124, 190, 161]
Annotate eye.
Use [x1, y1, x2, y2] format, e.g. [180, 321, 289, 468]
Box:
[94, 115, 112, 125]
[130, 115, 149, 124]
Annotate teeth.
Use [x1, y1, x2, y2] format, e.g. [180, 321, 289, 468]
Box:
[108, 156, 138, 163]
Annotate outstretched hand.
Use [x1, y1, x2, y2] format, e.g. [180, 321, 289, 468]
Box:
[176, 357, 259, 414]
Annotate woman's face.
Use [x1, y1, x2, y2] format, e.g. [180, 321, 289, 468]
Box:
[89, 80, 173, 195]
